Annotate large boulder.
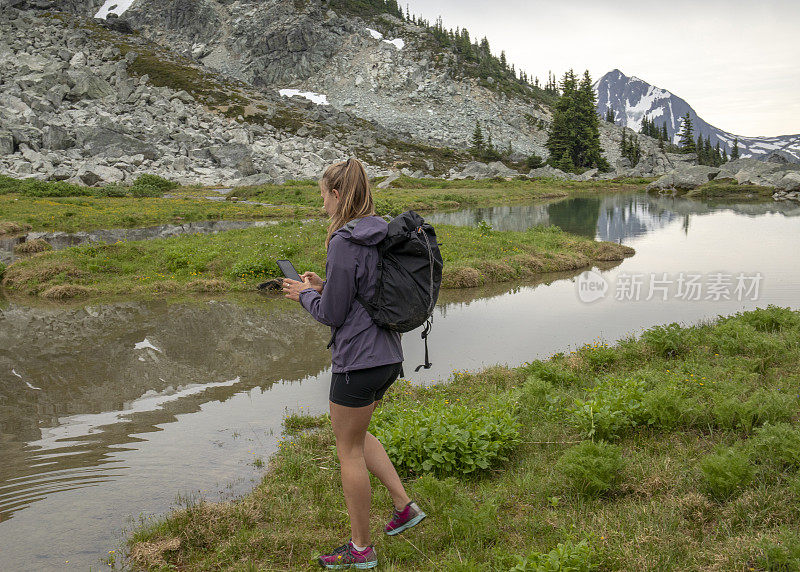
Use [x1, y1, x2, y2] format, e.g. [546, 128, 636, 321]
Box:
[75, 126, 158, 160]
[487, 161, 518, 177]
[209, 143, 255, 175]
[647, 165, 720, 191]
[67, 69, 114, 100]
[528, 165, 575, 180]
[42, 125, 74, 150]
[77, 163, 125, 186]
[776, 172, 800, 192]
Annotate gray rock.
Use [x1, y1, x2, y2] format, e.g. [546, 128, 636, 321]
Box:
[42, 125, 74, 150]
[776, 172, 800, 192]
[647, 165, 721, 191]
[76, 127, 158, 160]
[209, 143, 254, 173]
[0, 130, 14, 155]
[77, 163, 125, 185]
[68, 69, 114, 100]
[377, 171, 400, 189]
[528, 165, 574, 180]
[487, 161, 518, 177]
[234, 173, 273, 186]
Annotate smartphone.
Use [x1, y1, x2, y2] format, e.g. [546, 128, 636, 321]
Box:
[276, 259, 302, 282]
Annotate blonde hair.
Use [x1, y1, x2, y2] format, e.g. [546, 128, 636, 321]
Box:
[321, 158, 374, 248]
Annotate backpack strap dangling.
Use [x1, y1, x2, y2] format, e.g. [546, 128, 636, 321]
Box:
[414, 319, 433, 371]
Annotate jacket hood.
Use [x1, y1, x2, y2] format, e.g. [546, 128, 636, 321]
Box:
[333, 215, 387, 246]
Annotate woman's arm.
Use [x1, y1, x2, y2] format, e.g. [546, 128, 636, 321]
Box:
[298, 238, 356, 327]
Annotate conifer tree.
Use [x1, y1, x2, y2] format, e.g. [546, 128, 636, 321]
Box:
[697, 134, 705, 164]
[470, 121, 485, 156]
[605, 108, 615, 123]
[662, 122, 669, 142]
[714, 141, 722, 166]
[678, 113, 696, 154]
[722, 148, 729, 162]
[731, 138, 740, 160]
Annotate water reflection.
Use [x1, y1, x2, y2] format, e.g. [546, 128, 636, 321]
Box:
[427, 192, 800, 242]
[0, 297, 330, 523]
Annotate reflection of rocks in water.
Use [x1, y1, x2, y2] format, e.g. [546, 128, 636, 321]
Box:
[0, 296, 330, 520]
[427, 202, 552, 233]
[0, 220, 279, 264]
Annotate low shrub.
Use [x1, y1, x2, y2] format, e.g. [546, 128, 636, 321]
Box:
[133, 174, 178, 192]
[700, 447, 753, 500]
[569, 377, 645, 441]
[749, 423, 800, 470]
[511, 539, 595, 572]
[555, 440, 624, 497]
[13, 238, 52, 255]
[371, 398, 520, 476]
[641, 383, 704, 430]
[641, 322, 695, 358]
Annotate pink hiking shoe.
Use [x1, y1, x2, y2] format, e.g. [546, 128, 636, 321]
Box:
[317, 541, 378, 569]
[384, 501, 427, 536]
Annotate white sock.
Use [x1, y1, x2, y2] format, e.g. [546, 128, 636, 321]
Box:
[351, 542, 368, 552]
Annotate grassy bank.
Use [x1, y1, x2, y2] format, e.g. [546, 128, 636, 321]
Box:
[0, 176, 649, 235]
[127, 306, 800, 570]
[233, 176, 654, 216]
[1, 221, 632, 300]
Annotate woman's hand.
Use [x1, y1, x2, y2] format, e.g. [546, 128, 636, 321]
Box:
[300, 271, 324, 293]
[282, 278, 314, 302]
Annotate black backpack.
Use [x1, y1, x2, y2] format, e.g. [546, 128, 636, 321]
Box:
[330, 211, 444, 372]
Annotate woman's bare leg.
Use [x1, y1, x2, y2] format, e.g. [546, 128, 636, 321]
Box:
[329, 401, 374, 547]
[364, 405, 411, 510]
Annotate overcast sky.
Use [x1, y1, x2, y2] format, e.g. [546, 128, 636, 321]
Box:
[404, 0, 800, 137]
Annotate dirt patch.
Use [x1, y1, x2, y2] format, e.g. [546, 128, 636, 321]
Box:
[0, 221, 32, 235]
[588, 241, 635, 261]
[13, 238, 52, 255]
[511, 254, 546, 276]
[40, 285, 95, 300]
[128, 537, 181, 569]
[442, 266, 481, 288]
[152, 280, 181, 294]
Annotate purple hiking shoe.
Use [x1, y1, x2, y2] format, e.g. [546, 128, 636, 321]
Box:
[384, 501, 427, 536]
[317, 541, 378, 569]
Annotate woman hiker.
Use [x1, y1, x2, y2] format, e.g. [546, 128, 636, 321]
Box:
[282, 158, 426, 569]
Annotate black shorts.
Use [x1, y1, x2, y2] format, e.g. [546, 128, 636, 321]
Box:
[330, 362, 403, 408]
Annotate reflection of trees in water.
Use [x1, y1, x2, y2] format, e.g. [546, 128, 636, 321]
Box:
[0, 296, 331, 521]
[428, 192, 800, 247]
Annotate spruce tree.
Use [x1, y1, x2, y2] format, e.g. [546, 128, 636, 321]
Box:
[697, 134, 705, 164]
[722, 148, 729, 162]
[678, 113, 696, 154]
[470, 121, 485, 157]
[545, 69, 578, 169]
[662, 122, 669, 142]
[576, 70, 609, 170]
[605, 108, 615, 123]
[731, 138, 740, 160]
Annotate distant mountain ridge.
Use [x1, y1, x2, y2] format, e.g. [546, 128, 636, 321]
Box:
[595, 69, 800, 163]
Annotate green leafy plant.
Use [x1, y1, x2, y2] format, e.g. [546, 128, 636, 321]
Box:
[641, 322, 694, 358]
[749, 423, 800, 470]
[510, 539, 595, 571]
[756, 530, 800, 571]
[283, 412, 328, 436]
[569, 377, 645, 441]
[371, 398, 520, 476]
[477, 219, 493, 236]
[555, 440, 623, 497]
[700, 447, 753, 500]
[0, 261, 5, 279]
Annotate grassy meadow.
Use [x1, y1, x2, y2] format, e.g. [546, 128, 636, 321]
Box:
[127, 306, 800, 571]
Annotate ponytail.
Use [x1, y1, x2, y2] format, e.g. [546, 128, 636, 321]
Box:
[322, 158, 374, 248]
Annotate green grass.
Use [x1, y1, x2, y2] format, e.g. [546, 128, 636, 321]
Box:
[0, 221, 632, 299]
[127, 307, 800, 570]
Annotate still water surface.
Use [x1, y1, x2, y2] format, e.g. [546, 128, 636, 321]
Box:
[1, 191, 799, 570]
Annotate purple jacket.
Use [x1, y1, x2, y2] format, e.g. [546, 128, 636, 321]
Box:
[299, 216, 403, 373]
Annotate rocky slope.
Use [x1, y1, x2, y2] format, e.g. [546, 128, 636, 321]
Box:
[0, 1, 681, 185]
[596, 69, 800, 163]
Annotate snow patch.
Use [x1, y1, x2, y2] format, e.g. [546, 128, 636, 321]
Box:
[11, 368, 22, 378]
[95, 0, 137, 19]
[134, 338, 161, 352]
[26, 382, 42, 391]
[366, 28, 384, 40]
[384, 38, 405, 50]
[278, 89, 330, 106]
